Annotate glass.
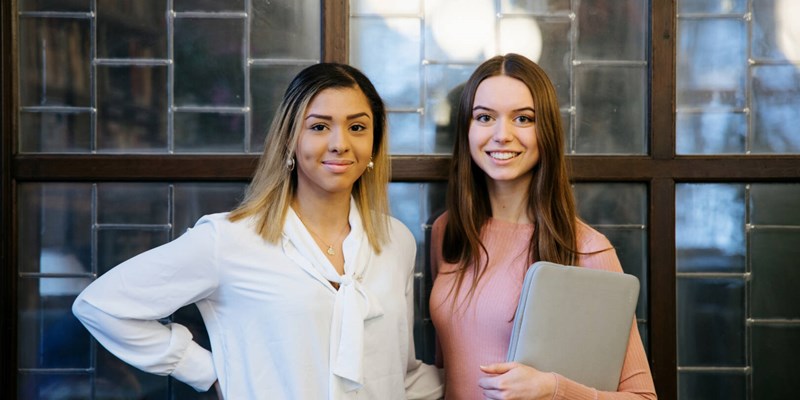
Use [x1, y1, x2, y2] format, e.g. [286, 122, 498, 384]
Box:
[503, 0, 570, 13]
[752, 0, 800, 62]
[20, 0, 91, 11]
[20, 111, 92, 153]
[18, 373, 92, 400]
[749, 184, 800, 226]
[678, 371, 746, 400]
[423, 63, 476, 153]
[574, 65, 647, 154]
[676, 111, 746, 154]
[96, 346, 169, 398]
[174, 112, 246, 153]
[250, 0, 320, 59]
[391, 181, 447, 365]
[96, 65, 168, 152]
[174, 0, 245, 12]
[676, 18, 746, 109]
[424, 0, 496, 62]
[750, 229, 800, 319]
[501, 17, 571, 107]
[97, 229, 170, 274]
[18, 183, 93, 274]
[96, 0, 167, 58]
[677, 278, 746, 366]
[18, 278, 92, 369]
[249, 64, 310, 152]
[351, 0, 420, 14]
[677, 0, 746, 14]
[576, 0, 647, 61]
[751, 65, 800, 154]
[173, 183, 246, 234]
[598, 227, 648, 318]
[174, 18, 245, 107]
[350, 17, 421, 109]
[387, 112, 423, 153]
[751, 324, 799, 399]
[19, 17, 91, 107]
[97, 183, 169, 225]
[676, 184, 745, 273]
[573, 183, 647, 225]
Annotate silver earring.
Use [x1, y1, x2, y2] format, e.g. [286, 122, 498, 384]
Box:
[286, 157, 295, 171]
[367, 160, 374, 170]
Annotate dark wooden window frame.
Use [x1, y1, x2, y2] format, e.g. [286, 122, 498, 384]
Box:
[3, 1, 799, 398]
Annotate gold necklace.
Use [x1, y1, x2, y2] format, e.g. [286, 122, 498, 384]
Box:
[295, 211, 349, 257]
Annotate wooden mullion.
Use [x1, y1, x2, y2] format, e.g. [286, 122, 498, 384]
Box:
[651, 0, 676, 161]
[649, 178, 677, 400]
[322, 0, 348, 63]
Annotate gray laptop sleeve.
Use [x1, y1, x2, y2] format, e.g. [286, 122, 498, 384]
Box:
[506, 261, 640, 392]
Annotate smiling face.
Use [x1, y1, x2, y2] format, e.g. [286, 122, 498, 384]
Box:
[294, 86, 374, 198]
[468, 75, 539, 188]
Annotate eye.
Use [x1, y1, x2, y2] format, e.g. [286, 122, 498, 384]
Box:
[515, 114, 536, 124]
[474, 114, 492, 123]
[350, 123, 368, 133]
[309, 123, 327, 132]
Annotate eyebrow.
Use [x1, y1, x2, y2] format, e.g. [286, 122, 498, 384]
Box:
[472, 105, 535, 113]
[305, 112, 372, 121]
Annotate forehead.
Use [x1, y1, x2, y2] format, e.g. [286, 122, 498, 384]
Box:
[305, 86, 372, 116]
[473, 75, 534, 109]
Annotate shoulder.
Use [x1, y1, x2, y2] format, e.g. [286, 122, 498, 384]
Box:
[575, 219, 613, 253]
[387, 216, 416, 251]
[189, 212, 258, 242]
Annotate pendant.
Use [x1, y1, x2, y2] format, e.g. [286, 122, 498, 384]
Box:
[326, 246, 335, 256]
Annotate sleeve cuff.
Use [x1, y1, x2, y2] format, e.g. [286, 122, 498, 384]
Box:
[171, 341, 217, 392]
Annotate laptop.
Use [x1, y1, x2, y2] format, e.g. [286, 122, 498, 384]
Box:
[506, 261, 640, 392]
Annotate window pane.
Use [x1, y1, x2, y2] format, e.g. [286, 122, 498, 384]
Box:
[97, 228, 170, 274]
[576, 0, 647, 61]
[752, 1, 800, 62]
[749, 184, 800, 226]
[679, 371, 746, 400]
[677, 278, 745, 366]
[750, 229, 800, 319]
[388, 112, 424, 154]
[424, 0, 496, 62]
[575, 66, 647, 154]
[19, 17, 91, 107]
[20, 0, 91, 11]
[250, 0, 320, 59]
[751, 65, 800, 154]
[677, 0, 746, 14]
[676, 184, 745, 273]
[18, 373, 92, 400]
[351, 0, 420, 15]
[20, 111, 92, 153]
[173, 183, 246, 234]
[174, 112, 245, 153]
[676, 111, 746, 154]
[574, 183, 647, 225]
[250, 64, 310, 152]
[503, 0, 570, 13]
[676, 18, 746, 109]
[96, 0, 167, 59]
[97, 183, 170, 225]
[350, 17, 421, 109]
[752, 324, 799, 399]
[96, 65, 168, 152]
[174, 18, 245, 107]
[423, 63, 476, 154]
[174, 0, 244, 12]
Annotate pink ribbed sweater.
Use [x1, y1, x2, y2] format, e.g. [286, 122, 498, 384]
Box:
[429, 214, 657, 400]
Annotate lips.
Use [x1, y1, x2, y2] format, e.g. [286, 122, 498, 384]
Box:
[321, 159, 355, 173]
[487, 151, 520, 160]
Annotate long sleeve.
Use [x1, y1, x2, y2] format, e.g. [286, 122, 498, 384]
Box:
[549, 224, 657, 400]
[72, 217, 221, 392]
[403, 221, 445, 400]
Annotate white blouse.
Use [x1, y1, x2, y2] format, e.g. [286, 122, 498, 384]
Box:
[72, 200, 443, 400]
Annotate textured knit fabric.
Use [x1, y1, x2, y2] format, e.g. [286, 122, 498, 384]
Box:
[430, 213, 657, 400]
[73, 199, 443, 400]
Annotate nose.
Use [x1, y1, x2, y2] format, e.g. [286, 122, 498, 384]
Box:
[328, 125, 350, 153]
[492, 119, 513, 143]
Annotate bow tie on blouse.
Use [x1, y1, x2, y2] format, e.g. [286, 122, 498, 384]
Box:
[283, 204, 384, 394]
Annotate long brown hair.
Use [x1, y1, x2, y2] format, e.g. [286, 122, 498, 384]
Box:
[228, 63, 390, 252]
[442, 53, 578, 304]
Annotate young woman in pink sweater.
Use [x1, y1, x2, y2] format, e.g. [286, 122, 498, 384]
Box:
[429, 53, 657, 400]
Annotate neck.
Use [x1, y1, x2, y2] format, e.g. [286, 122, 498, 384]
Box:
[486, 176, 532, 224]
[291, 189, 352, 233]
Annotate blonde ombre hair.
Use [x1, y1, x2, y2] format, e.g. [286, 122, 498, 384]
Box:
[228, 63, 390, 253]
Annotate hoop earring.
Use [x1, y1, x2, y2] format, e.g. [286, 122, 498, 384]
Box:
[286, 157, 295, 171]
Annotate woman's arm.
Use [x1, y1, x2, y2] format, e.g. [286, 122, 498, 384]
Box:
[72, 217, 222, 392]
